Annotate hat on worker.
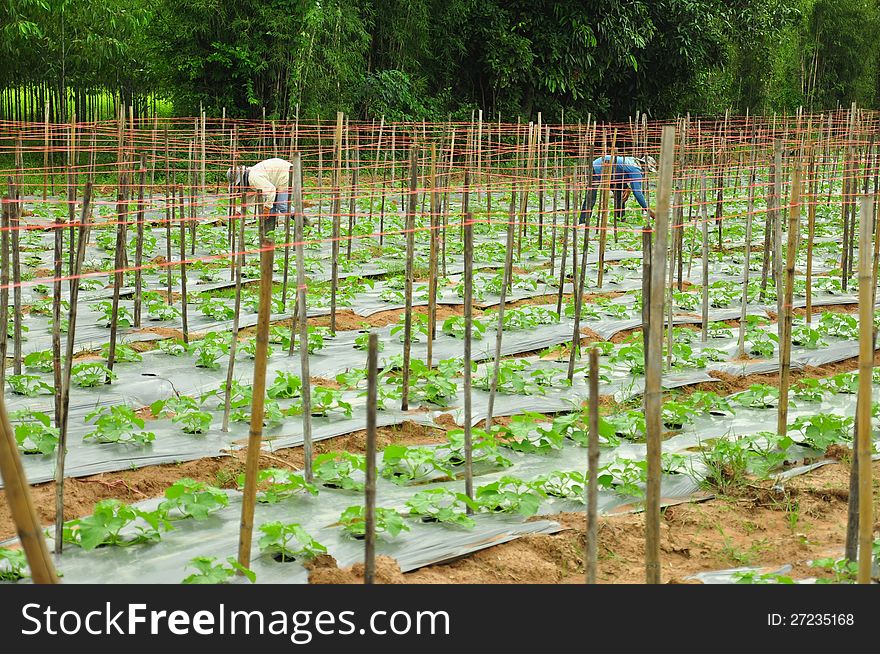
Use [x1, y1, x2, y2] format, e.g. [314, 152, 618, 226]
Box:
[226, 165, 248, 187]
[638, 155, 657, 173]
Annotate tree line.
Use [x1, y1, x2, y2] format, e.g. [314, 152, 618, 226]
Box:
[1, 0, 878, 122]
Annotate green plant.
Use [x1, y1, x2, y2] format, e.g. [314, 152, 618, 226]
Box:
[381, 444, 447, 484]
[61, 499, 170, 550]
[473, 359, 546, 395]
[309, 386, 353, 417]
[492, 412, 565, 453]
[241, 338, 273, 359]
[338, 505, 409, 539]
[172, 409, 213, 434]
[602, 457, 648, 497]
[84, 406, 156, 445]
[475, 476, 545, 516]
[438, 428, 512, 470]
[313, 452, 365, 490]
[731, 571, 795, 584]
[23, 350, 54, 372]
[810, 557, 858, 584]
[733, 384, 779, 409]
[258, 521, 327, 562]
[92, 300, 133, 328]
[0, 547, 28, 581]
[101, 342, 143, 363]
[159, 479, 228, 520]
[354, 332, 383, 351]
[11, 410, 59, 455]
[442, 315, 487, 340]
[391, 312, 429, 342]
[661, 401, 699, 430]
[71, 361, 117, 387]
[158, 339, 188, 356]
[238, 468, 319, 503]
[791, 324, 826, 349]
[182, 556, 255, 584]
[6, 374, 53, 397]
[406, 489, 477, 528]
[792, 378, 828, 402]
[532, 470, 588, 502]
[147, 300, 180, 321]
[611, 343, 645, 375]
[789, 413, 854, 451]
[605, 410, 646, 440]
[267, 371, 302, 399]
[696, 437, 750, 493]
[192, 338, 228, 369]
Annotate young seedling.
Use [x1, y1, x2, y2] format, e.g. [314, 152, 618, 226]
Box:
[237, 468, 319, 503]
[159, 478, 229, 520]
[337, 505, 409, 539]
[313, 452, 365, 491]
[258, 521, 327, 562]
[84, 406, 156, 445]
[182, 556, 255, 584]
[405, 488, 478, 528]
[71, 361, 117, 387]
[61, 499, 170, 550]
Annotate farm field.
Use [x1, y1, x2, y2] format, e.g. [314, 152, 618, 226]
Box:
[0, 113, 878, 586]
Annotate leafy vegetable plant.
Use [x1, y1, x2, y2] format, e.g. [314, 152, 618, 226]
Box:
[258, 521, 327, 562]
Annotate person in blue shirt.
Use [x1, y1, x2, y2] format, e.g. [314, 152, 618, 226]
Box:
[579, 155, 656, 224]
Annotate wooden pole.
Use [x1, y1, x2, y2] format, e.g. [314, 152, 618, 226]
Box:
[485, 187, 517, 431]
[737, 146, 757, 357]
[133, 162, 146, 326]
[426, 144, 438, 369]
[53, 183, 92, 552]
[237, 199, 275, 572]
[179, 185, 189, 344]
[644, 125, 675, 585]
[700, 174, 709, 341]
[106, 175, 128, 378]
[0, 199, 8, 392]
[776, 163, 801, 437]
[805, 151, 817, 323]
[401, 146, 419, 411]
[585, 347, 600, 584]
[463, 212, 474, 509]
[363, 332, 379, 585]
[293, 153, 313, 482]
[855, 197, 874, 584]
[221, 193, 247, 433]
[329, 112, 343, 333]
[0, 395, 59, 583]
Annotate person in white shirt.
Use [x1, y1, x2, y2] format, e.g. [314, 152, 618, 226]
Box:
[227, 157, 293, 231]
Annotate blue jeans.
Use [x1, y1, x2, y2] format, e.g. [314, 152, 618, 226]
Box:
[271, 191, 289, 216]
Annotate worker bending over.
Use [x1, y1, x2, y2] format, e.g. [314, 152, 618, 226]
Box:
[227, 157, 293, 231]
[579, 155, 657, 225]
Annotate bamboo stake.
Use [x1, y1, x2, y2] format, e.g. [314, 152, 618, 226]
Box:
[329, 112, 343, 333]
[106, 175, 128, 379]
[280, 165, 294, 311]
[463, 212, 474, 509]
[700, 174, 709, 341]
[237, 200, 275, 572]
[179, 185, 189, 344]
[54, 183, 92, 553]
[855, 197, 874, 584]
[426, 144, 438, 369]
[737, 147, 757, 357]
[133, 162, 146, 326]
[585, 347, 600, 584]
[0, 395, 58, 583]
[293, 153, 313, 482]
[644, 125, 675, 585]
[364, 332, 379, 585]
[773, 142, 784, 339]
[556, 181, 570, 315]
[805, 151, 817, 324]
[777, 163, 801, 437]
[221, 193, 247, 433]
[596, 131, 617, 288]
[8, 175, 21, 375]
[485, 187, 517, 431]
[401, 146, 418, 411]
[0, 199, 8, 391]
